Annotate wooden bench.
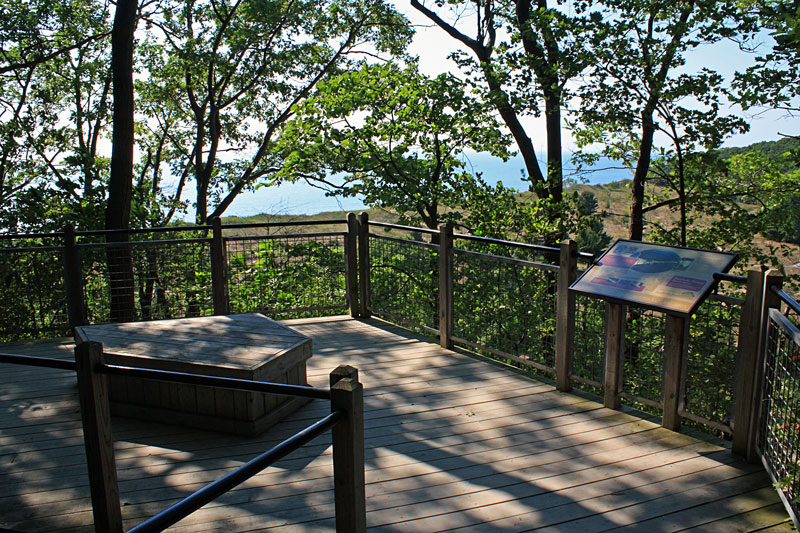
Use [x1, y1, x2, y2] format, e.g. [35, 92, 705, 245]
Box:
[75, 313, 312, 436]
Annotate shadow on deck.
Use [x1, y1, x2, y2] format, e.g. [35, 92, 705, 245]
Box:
[0, 316, 791, 532]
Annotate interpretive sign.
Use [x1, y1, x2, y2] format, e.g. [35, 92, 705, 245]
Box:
[570, 239, 737, 316]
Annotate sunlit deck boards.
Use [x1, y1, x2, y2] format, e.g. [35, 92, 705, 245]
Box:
[0, 315, 791, 532]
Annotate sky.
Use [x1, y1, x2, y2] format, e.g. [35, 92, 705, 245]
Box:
[220, 2, 799, 218]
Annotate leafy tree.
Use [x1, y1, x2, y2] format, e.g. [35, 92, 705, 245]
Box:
[648, 150, 800, 276]
[575, 191, 611, 255]
[137, 0, 411, 224]
[276, 61, 511, 230]
[770, 196, 800, 245]
[455, 178, 602, 250]
[0, 0, 113, 231]
[0, 0, 110, 74]
[410, 0, 596, 203]
[572, 0, 756, 241]
[733, 0, 800, 117]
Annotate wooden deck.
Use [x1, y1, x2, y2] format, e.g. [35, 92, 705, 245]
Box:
[0, 315, 791, 532]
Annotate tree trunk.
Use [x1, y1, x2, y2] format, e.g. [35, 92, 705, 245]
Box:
[106, 0, 138, 322]
[677, 148, 686, 247]
[410, 0, 549, 197]
[479, 62, 547, 197]
[544, 93, 563, 203]
[515, 0, 563, 202]
[629, 108, 656, 241]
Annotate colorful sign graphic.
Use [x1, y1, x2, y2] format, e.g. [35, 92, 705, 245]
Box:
[570, 240, 737, 316]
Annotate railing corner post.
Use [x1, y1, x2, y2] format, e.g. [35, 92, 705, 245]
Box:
[210, 216, 229, 315]
[556, 239, 577, 392]
[733, 266, 769, 460]
[345, 213, 360, 318]
[63, 223, 87, 329]
[75, 341, 123, 533]
[740, 268, 784, 462]
[357, 212, 371, 319]
[438, 222, 454, 349]
[330, 366, 365, 533]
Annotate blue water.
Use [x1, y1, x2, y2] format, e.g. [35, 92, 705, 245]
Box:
[223, 153, 629, 217]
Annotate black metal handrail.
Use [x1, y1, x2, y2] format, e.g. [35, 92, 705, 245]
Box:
[127, 409, 344, 533]
[0, 353, 331, 399]
[1, 220, 346, 241]
[453, 232, 560, 255]
[771, 284, 800, 316]
[0, 350, 363, 532]
[0, 231, 65, 240]
[369, 220, 439, 234]
[452, 247, 559, 272]
[100, 364, 331, 399]
[0, 352, 77, 371]
[220, 219, 345, 230]
[76, 225, 213, 237]
[76, 237, 211, 249]
[223, 231, 346, 243]
[369, 232, 439, 249]
[0, 244, 63, 253]
[713, 271, 747, 284]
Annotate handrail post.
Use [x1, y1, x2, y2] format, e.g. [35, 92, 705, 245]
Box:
[662, 313, 689, 431]
[345, 213, 360, 318]
[63, 224, 87, 329]
[604, 302, 626, 409]
[75, 341, 123, 533]
[210, 217, 229, 315]
[438, 222, 454, 349]
[330, 365, 365, 533]
[733, 266, 768, 459]
[555, 239, 577, 392]
[357, 213, 371, 318]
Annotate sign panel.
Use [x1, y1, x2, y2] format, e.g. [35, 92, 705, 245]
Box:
[570, 239, 737, 316]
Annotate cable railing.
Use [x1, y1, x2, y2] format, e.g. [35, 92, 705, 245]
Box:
[2, 213, 799, 526]
[357, 215, 772, 443]
[0, 216, 782, 438]
[364, 223, 440, 334]
[0, 347, 365, 533]
[450, 233, 561, 375]
[757, 282, 800, 528]
[0, 219, 355, 339]
[225, 231, 349, 319]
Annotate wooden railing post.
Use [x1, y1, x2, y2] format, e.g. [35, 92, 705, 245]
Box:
[63, 224, 87, 329]
[330, 365, 365, 533]
[662, 314, 689, 431]
[438, 222, 454, 349]
[357, 212, 371, 318]
[742, 269, 784, 461]
[345, 213, 360, 318]
[75, 341, 123, 533]
[210, 216, 229, 315]
[556, 239, 577, 392]
[733, 266, 769, 459]
[604, 302, 626, 409]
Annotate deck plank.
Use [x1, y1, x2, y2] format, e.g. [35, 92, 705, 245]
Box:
[0, 315, 788, 532]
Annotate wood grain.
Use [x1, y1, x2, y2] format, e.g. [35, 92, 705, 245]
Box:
[0, 315, 788, 532]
